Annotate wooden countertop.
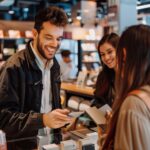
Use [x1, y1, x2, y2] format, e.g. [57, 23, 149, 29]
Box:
[61, 82, 94, 96]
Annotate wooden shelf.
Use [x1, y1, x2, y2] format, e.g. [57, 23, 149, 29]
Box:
[82, 61, 100, 63]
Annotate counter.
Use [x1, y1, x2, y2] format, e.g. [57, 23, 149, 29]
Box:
[61, 82, 94, 97]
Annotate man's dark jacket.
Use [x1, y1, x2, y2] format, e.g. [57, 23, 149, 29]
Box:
[0, 41, 62, 150]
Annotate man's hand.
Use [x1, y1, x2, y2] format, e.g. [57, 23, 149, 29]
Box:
[43, 109, 73, 129]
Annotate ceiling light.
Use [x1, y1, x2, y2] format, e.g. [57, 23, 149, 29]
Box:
[137, 4, 150, 10]
[8, 10, 14, 14]
[23, 8, 29, 12]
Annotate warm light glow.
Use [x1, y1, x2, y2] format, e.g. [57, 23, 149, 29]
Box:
[76, 16, 82, 20]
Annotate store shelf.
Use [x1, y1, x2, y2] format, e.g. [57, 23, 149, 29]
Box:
[83, 50, 97, 53]
[77, 40, 100, 71]
[61, 82, 94, 110]
[0, 37, 32, 60]
[82, 61, 100, 63]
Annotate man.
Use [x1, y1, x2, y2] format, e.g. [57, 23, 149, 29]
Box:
[59, 50, 72, 81]
[0, 6, 72, 150]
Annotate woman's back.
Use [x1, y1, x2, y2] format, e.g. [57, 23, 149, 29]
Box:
[115, 85, 150, 150]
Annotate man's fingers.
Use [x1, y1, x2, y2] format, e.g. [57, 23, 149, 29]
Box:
[53, 110, 72, 122]
[55, 109, 70, 114]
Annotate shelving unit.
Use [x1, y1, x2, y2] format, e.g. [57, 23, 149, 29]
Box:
[77, 40, 100, 72]
[61, 82, 94, 110]
[0, 37, 100, 74]
[0, 38, 31, 60]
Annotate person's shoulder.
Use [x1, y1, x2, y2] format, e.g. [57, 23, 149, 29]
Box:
[121, 94, 150, 115]
[123, 95, 143, 106]
[11, 49, 26, 59]
[2, 49, 27, 69]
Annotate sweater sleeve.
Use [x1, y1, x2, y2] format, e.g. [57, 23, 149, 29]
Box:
[114, 96, 150, 150]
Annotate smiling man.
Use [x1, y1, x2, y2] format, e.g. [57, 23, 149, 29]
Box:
[0, 6, 72, 150]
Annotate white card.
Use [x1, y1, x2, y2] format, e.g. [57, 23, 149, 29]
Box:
[68, 111, 84, 118]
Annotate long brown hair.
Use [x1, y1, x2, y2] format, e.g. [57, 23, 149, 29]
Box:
[102, 24, 150, 149]
[95, 33, 119, 106]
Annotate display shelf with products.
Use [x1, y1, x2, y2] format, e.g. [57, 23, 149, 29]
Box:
[77, 40, 100, 72]
[61, 82, 95, 113]
[0, 29, 33, 60]
[0, 38, 30, 60]
[60, 69, 99, 110]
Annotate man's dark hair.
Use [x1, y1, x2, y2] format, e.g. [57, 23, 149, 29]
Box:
[61, 50, 71, 57]
[34, 6, 68, 32]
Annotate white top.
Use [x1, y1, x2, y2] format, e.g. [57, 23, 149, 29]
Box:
[30, 42, 53, 142]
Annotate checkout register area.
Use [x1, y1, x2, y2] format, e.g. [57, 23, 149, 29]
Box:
[37, 71, 111, 150]
[2, 71, 110, 150]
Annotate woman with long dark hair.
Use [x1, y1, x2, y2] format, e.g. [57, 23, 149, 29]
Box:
[93, 33, 119, 107]
[102, 24, 150, 149]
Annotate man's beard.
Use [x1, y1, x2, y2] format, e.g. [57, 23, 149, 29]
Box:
[37, 37, 59, 60]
